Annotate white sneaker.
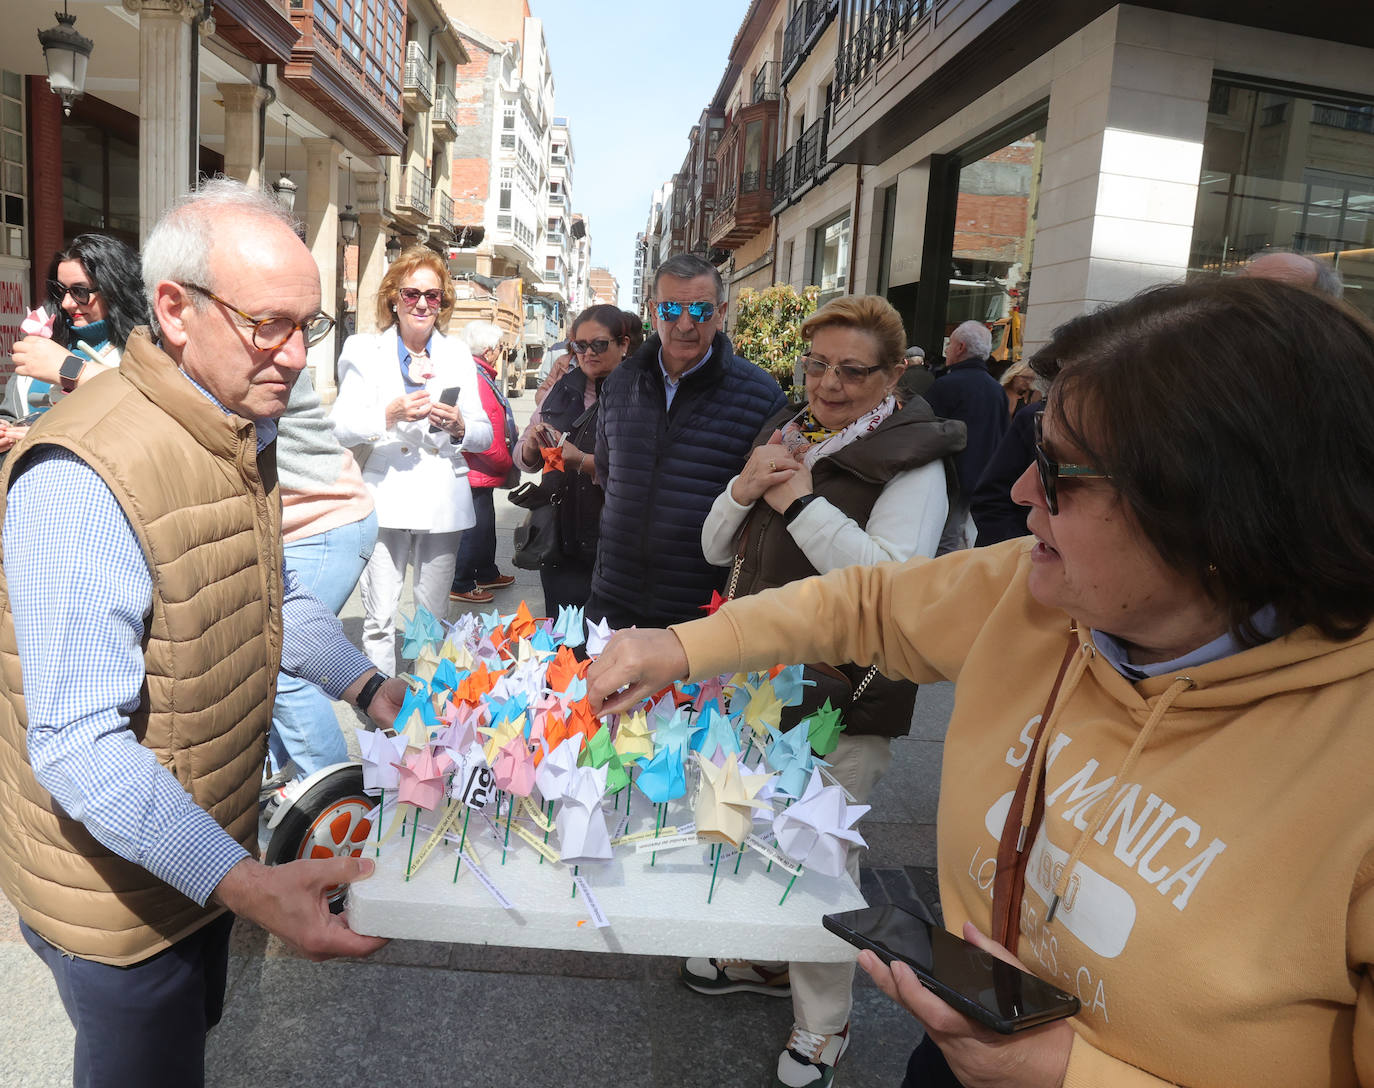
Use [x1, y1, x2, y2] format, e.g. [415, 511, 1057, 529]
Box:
[680, 956, 791, 996]
[774, 1022, 850, 1088]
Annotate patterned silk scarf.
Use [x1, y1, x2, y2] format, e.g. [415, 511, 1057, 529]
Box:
[781, 395, 899, 469]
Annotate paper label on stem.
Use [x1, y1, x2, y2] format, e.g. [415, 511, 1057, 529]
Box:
[480, 809, 504, 844]
[745, 833, 803, 875]
[408, 801, 462, 876]
[612, 813, 630, 842]
[572, 875, 610, 928]
[676, 821, 696, 835]
[520, 796, 554, 832]
[511, 820, 562, 862]
[612, 825, 679, 846]
[635, 830, 699, 854]
[459, 848, 515, 909]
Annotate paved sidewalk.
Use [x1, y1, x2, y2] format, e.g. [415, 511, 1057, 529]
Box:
[0, 388, 950, 1088]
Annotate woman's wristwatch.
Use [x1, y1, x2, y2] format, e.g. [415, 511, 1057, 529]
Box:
[783, 493, 819, 525]
[59, 354, 87, 393]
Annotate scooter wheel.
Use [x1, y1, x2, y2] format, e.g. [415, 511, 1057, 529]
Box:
[263, 765, 373, 906]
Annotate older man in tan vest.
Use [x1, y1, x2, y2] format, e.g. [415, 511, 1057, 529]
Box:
[0, 180, 412, 1088]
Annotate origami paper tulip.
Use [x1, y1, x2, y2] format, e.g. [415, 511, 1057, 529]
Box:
[585, 616, 614, 655]
[579, 723, 616, 768]
[541, 444, 565, 473]
[653, 706, 701, 756]
[431, 657, 461, 695]
[804, 699, 845, 757]
[545, 645, 584, 694]
[479, 717, 522, 764]
[700, 590, 727, 616]
[694, 752, 775, 847]
[534, 735, 583, 804]
[771, 664, 815, 708]
[635, 745, 688, 804]
[21, 307, 55, 338]
[357, 730, 408, 792]
[613, 710, 654, 762]
[696, 707, 742, 763]
[492, 734, 537, 797]
[771, 768, 869, 878]
[508, 600, 538, 641]
[765, 721, 825, 799]
[553, 605, 585, 648]
[741, 681, 785, 738]
[555, 764, 613, 862]
[393, 748, 452, 811]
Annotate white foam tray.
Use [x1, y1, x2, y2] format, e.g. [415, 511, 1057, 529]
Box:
[347, 807, 866, 962]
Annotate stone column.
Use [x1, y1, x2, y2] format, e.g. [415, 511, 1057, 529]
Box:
[357, 205, 387, 337]
[124, 0, 204, 242]
[218, 82, 267, 187]
[303, 136, 341, 398]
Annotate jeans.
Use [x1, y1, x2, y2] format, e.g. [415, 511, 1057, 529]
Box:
[451, 486, 500, 592]
[22, 913, 235, 1088]
[270, 511, 378, 776]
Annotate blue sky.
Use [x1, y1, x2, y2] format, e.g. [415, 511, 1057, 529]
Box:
[536, 0, 749, 306]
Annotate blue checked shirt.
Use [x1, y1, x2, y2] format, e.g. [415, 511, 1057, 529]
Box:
[4, 385, 374, 907]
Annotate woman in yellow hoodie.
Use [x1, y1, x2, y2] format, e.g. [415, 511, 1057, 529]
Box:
[588, 276, 1374, 1088]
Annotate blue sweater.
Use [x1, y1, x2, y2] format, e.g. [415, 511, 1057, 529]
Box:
[924, 357, 1009, 502]
[589, 332, 786, 628]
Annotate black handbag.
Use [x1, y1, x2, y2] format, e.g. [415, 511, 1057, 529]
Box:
[509, 482, 559, 570]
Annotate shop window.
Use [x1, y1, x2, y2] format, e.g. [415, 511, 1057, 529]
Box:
[1, 71, 23, 258]
[1190, 78, 1374, 323]
[811, 214, 850, 305]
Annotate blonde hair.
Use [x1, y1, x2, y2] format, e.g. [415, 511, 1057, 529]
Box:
[376, 247, 454, 331]
[800, 294, 907, 367]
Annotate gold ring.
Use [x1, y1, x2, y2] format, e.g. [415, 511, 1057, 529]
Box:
[768, 459, 776, 471]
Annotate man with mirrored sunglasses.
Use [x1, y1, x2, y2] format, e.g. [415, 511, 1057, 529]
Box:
[587, 254, 786, 629]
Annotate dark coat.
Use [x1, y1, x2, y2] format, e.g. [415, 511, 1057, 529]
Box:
[538, 368, 604, 566]
[588, 331, 786, 628]
[971, 400, 1040, 545]
[731, 398, 965, 737]
[924, 357, 1009, 502]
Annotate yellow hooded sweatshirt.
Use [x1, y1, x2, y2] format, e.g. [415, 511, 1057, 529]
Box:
[671, 538, 1374, 1087]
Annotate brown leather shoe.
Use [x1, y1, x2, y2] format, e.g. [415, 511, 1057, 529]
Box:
[449, 588, 495, 604]
[477, 574, 516, 590]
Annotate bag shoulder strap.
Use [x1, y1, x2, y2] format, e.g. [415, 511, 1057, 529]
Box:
[990, 631, 1079, 951]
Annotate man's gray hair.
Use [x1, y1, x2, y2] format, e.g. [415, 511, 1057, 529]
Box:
[460, 320, 505, 356]
[950, 320, 992, 360]
[904, 345, 925, 360]
[1244, 248, 1345, 300]
[142, 176, 301, 336]
[653, 254, 725, 304]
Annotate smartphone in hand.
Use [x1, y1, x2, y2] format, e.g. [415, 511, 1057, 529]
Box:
[823, 904, 1080, 1034]
[428, 385, 461, 433]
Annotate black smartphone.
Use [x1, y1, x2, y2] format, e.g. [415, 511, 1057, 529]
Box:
[428, 385, 461, 433]
[823, 904, 1080, 1034]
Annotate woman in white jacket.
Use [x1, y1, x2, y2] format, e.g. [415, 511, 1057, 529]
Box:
[331, 247, 492, 675]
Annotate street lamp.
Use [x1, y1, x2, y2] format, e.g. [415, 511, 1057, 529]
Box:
[338, 153, 359, 244]
[273, 113, 297, 213]
[37, 1, 94, 117]
[385, 234, 402, 264]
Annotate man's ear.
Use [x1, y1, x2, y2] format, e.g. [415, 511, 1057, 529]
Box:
[154, 281, 193, 350]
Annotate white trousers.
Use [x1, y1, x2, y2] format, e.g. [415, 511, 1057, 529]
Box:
[789, 732, 894, 1034]
[359, 527, 462, 676]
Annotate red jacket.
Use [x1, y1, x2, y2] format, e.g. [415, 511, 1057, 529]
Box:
[464, 356, 515, 488]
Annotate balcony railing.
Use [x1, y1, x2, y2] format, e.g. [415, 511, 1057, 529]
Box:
[771, 113, 831, 210]
[432, 187, 453, 233]
[548, 191, 566, 205]
[782, 0, 837, 82]
[398, 166, 431, 219]
[403, 41, 433, 109]
[835, 0, 932, 102]
[1313, 102, 1374, 134]
[431, 85, 458, 139]
[751, 61, 780, 104]
[547, 231, 565, 245]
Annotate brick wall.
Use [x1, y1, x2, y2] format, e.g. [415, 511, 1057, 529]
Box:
[27, 76, 64, 301]
[452, 38, 500, 225]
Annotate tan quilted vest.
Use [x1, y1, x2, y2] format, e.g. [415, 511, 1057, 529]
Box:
[0, 328, 284, 965]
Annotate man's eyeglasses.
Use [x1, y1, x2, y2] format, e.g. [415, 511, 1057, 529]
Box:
[800, 354, 885, 386]
[48, 279, 98, 306]
[183, 284, 335, 351]
[656, 300, 716, 323]
[397, 287, 444, 308]
[1033, 412, 1110, 515]
[570, 338, 616, 356]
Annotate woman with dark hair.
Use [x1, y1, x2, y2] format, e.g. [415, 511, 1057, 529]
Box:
[331, 246, 491, 674]
[3, 234, 148, 448]
[514, 303, 634, 615]
[589, 277, 1374, 1087]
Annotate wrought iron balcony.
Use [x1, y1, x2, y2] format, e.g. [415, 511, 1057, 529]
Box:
[782, 0, 838, 83]
[397, 166, 430, 220]
[835, 0, 932, 103]
[403, 41, 433, 111]
[431, 187, 453, 235]
[431, 85, 458, 140]
[751, 61, 780, 104]
[771, 113, 831, 212]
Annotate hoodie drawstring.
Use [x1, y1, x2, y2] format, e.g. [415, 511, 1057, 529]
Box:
[1044, 671, 1196, 923]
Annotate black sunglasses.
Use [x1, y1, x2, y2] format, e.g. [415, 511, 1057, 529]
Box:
[570, 338, 618, 356]
[1033, 412, 1110, 515]
[48, 279, 98, 306]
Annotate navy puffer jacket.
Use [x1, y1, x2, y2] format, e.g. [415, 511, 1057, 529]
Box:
[588, 331, 786, 629]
